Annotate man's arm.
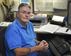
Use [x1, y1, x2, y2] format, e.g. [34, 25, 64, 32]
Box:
[14, 41, 48, 56]
[14, 48, 31, 56]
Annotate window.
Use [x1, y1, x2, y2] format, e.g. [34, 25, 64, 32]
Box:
[34, 0, 53, 12]
[20, 0, 30, 4]
[33, 0, 68, 13]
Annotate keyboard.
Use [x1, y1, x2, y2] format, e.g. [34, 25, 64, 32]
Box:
[51, 37, 70, 55]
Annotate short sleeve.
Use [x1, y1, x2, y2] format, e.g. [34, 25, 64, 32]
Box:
[5, 25, 22, 50]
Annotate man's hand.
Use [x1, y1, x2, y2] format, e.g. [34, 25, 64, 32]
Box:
[30, 40, 49, 52]
[36, 40, 49, 51]
[41, 40, 49, 47]
[41, 40, 49, 50]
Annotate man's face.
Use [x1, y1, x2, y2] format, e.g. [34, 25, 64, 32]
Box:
[17, 6, 31, 23]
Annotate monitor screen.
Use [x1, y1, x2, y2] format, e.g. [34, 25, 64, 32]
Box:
[67, 1, 71, 29]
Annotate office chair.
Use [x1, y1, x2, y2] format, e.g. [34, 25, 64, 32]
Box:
[0, 27, 6, 56]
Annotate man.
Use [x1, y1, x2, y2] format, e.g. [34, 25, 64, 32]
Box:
[5, 3, 52, 56]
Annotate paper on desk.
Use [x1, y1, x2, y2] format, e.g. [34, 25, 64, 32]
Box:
[52, 15, 64, 22]
[66, 29, 71, 34]
[55, 27, 71, 34]
[0, 22, 12, 27]
[55, 27, 68, 33]
[37, 23, 60, 33]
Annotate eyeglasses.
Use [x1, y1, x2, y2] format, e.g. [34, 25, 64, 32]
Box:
[19, 11, 31, 14]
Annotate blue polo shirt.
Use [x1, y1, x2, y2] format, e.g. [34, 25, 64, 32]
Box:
[5, 19, 38, 56]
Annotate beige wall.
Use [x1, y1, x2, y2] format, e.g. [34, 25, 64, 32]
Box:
[53, 0, 68, 9]
[10, 0, 20, 11]
[0, 0, 3, 3]
[0, 6, 4, 22]
[0, 0, 20, 22]
[0, 0, 4, 22]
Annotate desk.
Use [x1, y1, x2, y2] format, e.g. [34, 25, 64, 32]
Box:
[34, 27, 54, 41]
[34, 27, 71, 56]
[34, 27, 71, 39]
[34, 27, 71, 45]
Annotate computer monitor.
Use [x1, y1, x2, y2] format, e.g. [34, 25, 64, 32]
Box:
[67, 1, 71, 29]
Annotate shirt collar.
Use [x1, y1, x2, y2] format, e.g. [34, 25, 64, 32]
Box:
[15, 18, 29, 29]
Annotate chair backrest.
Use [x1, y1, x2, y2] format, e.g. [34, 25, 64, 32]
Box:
[0, 27, 6, 56]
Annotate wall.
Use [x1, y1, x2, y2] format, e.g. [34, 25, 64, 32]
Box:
[0, 0, 20, 22]
[53, 0, 68, 9]
[11, 0, 20, 11]
[34, 0, 53, 12]
[0, 0, 4, 22]
[53, 0, 68, 16]
[0, 0, 2, 3]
